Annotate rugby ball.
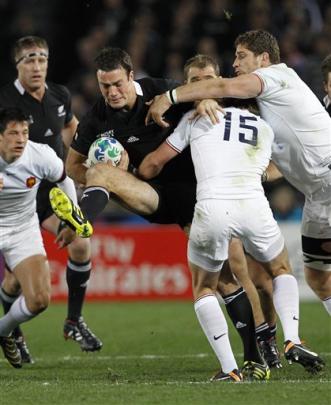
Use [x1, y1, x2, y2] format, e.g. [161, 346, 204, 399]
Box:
[87, 137, 124, 167]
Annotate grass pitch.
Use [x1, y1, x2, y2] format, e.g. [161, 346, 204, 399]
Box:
[0, 301, 330, 404]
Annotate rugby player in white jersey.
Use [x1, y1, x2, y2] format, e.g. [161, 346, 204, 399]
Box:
[146, 29, 331, 325]
[0, 107, 77, 368]
[139, 95, 325, 376]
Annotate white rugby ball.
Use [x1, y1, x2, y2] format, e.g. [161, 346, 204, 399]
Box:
[87, 136, 124, 167]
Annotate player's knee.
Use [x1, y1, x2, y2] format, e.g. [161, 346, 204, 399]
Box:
[85, 163, 112, 189]
[304, 267, 331, 298]
[26, 290, 50, 314]
[68, 237, 91, 260]
[2, 272, 21, 295]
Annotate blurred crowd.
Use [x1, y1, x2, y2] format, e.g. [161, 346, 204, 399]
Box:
[0, 0, 330, 222]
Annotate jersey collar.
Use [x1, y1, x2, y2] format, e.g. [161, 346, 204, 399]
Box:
[134, 81, 143, 96]
[14, 79, 48, 95]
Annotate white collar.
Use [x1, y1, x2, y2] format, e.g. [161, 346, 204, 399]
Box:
[323, 95, 330, 108]
[134, 81, 143, 96]
[14, 79, 48, 95]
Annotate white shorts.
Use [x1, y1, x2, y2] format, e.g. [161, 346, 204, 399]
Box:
[188, 198, 284, 272]
[0, 213, 46, 271]
[301, 181, 331, 271]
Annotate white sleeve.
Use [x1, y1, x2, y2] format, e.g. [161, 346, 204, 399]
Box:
[253, 65, 284, 100]
[57, 176, 78, 205]
[166, 111, 192, 152]
[36, 144, 65, 182]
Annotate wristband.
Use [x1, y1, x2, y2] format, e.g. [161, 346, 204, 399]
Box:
[165, 89, 178, 105]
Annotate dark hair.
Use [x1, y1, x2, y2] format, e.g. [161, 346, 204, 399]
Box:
[0, 107, 29, 133]
[12, 36, 49, 64]
[94, 47, 133, 75]
[321, 54, 331, 83]
[234, 30, 280, 64]
[183, 54, 220, 80]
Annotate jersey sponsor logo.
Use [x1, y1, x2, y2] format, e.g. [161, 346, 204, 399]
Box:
[96, 130, 114, 139]
[26, 176, 36, 188]
[44, 129, 54, 137]
[57, 105, 66, 117]
[127, 136, 139, 143]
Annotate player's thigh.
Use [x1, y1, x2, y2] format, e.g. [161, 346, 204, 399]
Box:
[87, 164, 159, 215]
[240, 198, 284, 264]
[188, 200, 229, 272]
[246, 255, 273, 292]
[13, 254, 51, 302]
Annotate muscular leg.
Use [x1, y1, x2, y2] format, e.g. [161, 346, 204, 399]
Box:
[80, 163, 159, 223]
[42, 213, 101, 351]
[0, 254, 50, 337]
[191, 262, 239, 377]
[218, 259, 263, 365]
[304, 266, 331, 315]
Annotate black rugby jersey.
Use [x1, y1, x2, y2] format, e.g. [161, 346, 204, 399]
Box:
[0, 79, 73, 160]
[71, 77, 196, 184]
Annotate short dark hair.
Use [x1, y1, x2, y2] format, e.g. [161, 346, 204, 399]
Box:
[321, 54, 331, 83]
[0, 107, 29, 134]
[94, 47, 133, 75]
[235, 30, 280, 64]
[12, 36, 49, 64]
[183, 54, 220, 81]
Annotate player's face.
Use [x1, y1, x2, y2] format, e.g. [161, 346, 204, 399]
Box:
[186, 65, 218, 83]
[0, 121, 29, 163]
[97, 67, 136, 110]
[16, 47, 48, 92]
[324, 72, 331, 99]
[233, 44, 264, 76]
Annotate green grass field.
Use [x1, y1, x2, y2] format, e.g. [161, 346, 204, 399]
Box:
[0, 301, 330, 404]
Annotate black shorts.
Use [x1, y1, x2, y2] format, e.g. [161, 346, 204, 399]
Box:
[36, 181, 54, 224]
[141, 181, 196, 229]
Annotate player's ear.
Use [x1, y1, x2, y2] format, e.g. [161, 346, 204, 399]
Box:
[128, 70, 134, 81]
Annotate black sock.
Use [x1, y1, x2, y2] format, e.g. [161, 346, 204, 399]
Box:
[255, 322, 273, 342]
[269, 324, 277, 339]
[0, 286, 24, 338]
[66, 259, 91, 322]
[223, 287, 263, 363]
[80, 186, 109, 223]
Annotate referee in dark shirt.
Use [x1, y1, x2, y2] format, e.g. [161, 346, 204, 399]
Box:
[0, 36, 102, 361]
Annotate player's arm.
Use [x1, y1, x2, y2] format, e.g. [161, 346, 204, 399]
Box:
[66, 147, 88, 185]
[61, 116, 79, 148]
[262, 160, 283, 182]
[146, 74, 262, 127]
[138, 141, 179, 180]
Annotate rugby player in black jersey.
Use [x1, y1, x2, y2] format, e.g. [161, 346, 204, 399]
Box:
[51, 48, 270, 380]
[0, 36, 102, 361]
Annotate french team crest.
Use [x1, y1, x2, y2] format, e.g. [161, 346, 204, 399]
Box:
[26, 176, 36, 188]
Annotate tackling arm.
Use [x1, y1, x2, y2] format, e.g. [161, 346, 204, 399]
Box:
[62, 116, 79, 149]
[138, 141, 179, 180]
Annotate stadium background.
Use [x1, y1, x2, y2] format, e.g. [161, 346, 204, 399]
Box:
[0, 0, 330, 300]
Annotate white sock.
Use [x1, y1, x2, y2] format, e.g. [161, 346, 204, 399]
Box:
[194, 294, 238, 373]
[0, 296, 35, 336]
[273, 274, 300, 344]
[322, 296, 331, 316]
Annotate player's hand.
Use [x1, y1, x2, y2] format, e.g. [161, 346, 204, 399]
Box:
[117, 149, 129, 171]
[145, 94, 172, 128]
[189, 99, 225, 124]
[55, 227, 76, 248]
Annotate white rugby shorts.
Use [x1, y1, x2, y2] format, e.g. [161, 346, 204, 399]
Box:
[188, 198, 284, 271]
[0, 213, 46, 271]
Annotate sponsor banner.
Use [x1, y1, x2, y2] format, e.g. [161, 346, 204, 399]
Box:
[44, 225, 193, 301]
[43, 221, 315, 301]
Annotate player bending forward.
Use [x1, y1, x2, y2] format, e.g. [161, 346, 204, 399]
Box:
[138, 103, 324, 378]
[0, 107, 78, 368]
